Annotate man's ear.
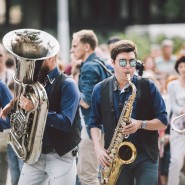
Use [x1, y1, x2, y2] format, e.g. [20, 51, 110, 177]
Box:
[84, 43, 90, 52]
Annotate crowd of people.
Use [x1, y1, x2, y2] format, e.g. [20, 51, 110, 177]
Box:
[0, 29, 184, 185]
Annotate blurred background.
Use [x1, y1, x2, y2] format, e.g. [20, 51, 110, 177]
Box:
[1, 1, 185, 185]
[0, 0, 185, 64]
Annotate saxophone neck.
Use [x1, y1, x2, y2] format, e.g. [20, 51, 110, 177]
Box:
[126, 73, 136, 98]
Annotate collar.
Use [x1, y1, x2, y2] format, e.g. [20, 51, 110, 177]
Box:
[46, 67, 60, 84]
[113, 75, 137, 93]
[84, 52, 97, 63]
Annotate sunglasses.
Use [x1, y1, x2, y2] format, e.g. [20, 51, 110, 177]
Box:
[119, 59, 137, 67]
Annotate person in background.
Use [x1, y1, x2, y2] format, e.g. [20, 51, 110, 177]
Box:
[155, 39, 176, 76]
[0, 80, 13, 185]
[89, 40, 168, 185]
[0, 44, 14, 86]
[71, 63, 83, 185]
[0, 44, 15, 185]
[167, 54, 185, 185]
[6, 54, 16, 70]
[70, 29, 110, 185]
[150, 44, 161, 60]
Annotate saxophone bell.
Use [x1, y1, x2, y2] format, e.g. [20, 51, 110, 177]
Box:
[118, 141, 136, 164]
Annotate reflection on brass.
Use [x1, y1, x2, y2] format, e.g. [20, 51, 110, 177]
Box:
[3, 29, 60, 164]
[11, 30, 48, 58]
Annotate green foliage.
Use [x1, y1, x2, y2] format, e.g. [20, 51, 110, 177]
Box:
[97, 31, 185, 60]
[98, 31, 151, 60]
[164, 0, 185, 20]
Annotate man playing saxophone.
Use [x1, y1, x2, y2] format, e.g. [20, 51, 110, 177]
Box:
[89, 40, 168, 185]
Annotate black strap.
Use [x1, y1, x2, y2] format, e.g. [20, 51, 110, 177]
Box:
[94, 59, 113, 76]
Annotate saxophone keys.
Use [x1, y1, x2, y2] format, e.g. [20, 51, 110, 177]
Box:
[116, 137, 122, 143]
[111, 148, 116, 154]
[109, 153, 114, 159]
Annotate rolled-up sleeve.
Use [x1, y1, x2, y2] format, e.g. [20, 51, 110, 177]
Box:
[89, 82, 103, 130]
[79, 63, 101, 105]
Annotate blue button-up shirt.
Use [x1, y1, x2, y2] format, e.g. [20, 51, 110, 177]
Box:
[0, 81, 13, 131]
[89, 75, 168, 152]
[43, 67, 80, 147]
[78, 53, 108, 125]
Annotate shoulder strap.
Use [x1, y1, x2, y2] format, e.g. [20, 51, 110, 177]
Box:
[135, 76, 153, 120]
[101, 76, 114, 112]
[94, 59, 113, 76]
[101, 76, 116, 149]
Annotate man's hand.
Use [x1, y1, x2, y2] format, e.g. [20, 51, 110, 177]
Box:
[19, 94, 35, 112]
[94, 145, 112, 167]
[122, 119, 142, 135]
[1, 99, 16, 120]
[80, 99, 89, 109]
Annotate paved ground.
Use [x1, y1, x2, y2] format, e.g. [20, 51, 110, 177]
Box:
[5, 170, 185, 185]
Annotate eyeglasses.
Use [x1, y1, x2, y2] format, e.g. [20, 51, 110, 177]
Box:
[119, 59, 137, 67]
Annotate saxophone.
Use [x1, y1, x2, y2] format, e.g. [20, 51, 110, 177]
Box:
[3, 29, 60, 164]
[101, 73, 137, 185]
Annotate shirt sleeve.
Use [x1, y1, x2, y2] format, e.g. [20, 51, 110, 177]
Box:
[88, 82, 103, 130]
[0, 82, 13, 130]
[150, 80, 168, 125]
[46, 78, 80, 132]
[80, 63, 101, 105]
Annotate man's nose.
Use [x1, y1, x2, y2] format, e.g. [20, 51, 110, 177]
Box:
[125, 61, 131, 68]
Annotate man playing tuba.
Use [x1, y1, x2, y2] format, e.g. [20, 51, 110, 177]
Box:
[1, 29, 81, 185]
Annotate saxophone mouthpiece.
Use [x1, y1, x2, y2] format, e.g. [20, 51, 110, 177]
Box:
[126, 73, 131, 81]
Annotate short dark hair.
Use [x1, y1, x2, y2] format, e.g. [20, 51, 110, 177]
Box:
[73, 30, 98, 50]
[107, 36, 120, 45]
[110, 40, 137, 60]
[175, 55, 185, 73]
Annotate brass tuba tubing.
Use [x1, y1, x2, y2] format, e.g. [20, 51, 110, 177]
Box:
[3, 29, 60, 164]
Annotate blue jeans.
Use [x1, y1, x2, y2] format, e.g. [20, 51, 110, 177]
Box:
[7, 144, 23, 185]
[117, 153, 159, 185]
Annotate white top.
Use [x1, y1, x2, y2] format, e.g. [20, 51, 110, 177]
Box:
[167, 79, 185, 129]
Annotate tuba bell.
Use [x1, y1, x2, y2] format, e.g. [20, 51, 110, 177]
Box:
[3, 29, 60, 164]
